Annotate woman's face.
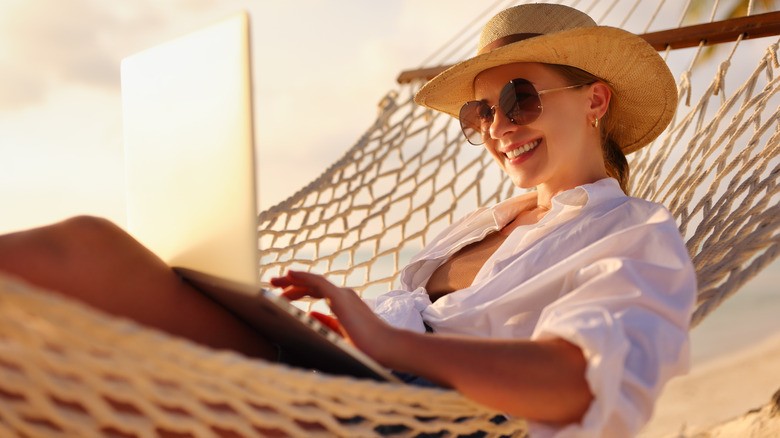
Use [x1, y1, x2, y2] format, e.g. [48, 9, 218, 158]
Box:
[473, 62, 605, 192]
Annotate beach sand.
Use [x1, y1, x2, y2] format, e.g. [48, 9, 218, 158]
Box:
[639, 330, 780, 437]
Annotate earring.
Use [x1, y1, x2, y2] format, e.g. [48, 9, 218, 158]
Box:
[591, 117, 599, 128]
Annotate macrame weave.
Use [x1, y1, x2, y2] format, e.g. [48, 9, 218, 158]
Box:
[1, 0, 778, 436]
[256, 9, 780, 329]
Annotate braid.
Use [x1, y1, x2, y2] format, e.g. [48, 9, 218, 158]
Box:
[602, 137, 630, 194]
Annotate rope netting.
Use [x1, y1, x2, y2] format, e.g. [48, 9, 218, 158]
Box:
[0, 275, 526, 437]
[256, 0, 780, 327]
[1, 0, 778, 436]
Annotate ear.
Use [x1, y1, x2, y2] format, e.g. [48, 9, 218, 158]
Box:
[587, 82, 611, 120]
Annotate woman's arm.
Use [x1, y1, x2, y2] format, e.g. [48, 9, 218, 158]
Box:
[388, 329, 592, 424]
[271, 270, 593, 424]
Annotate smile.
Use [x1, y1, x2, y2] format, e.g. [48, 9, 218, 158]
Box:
[504, 139, 540, 159]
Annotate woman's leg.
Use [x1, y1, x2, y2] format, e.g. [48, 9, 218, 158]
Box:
[0, 215, 277, 359]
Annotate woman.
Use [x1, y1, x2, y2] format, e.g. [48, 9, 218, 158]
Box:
[277, 4, 695, 436]
[0, 4, 695, 437]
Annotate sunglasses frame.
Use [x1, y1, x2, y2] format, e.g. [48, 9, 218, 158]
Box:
[459, 78, 585, 146]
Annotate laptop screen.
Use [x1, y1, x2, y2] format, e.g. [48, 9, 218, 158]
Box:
[121, 12, 260, 287]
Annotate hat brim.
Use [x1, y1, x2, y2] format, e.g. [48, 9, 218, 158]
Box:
[414, 26, 677, 154]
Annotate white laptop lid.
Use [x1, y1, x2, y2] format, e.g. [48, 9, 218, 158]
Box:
[121, 12, 259, 287]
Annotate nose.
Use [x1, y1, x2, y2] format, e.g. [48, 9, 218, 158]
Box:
[488, 106, 518, 141]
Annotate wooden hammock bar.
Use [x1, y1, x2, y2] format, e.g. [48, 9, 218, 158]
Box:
[396, 10, 780, 84]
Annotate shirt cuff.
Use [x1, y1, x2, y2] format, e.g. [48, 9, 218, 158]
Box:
[528, 306, 636, 438]
[370, 287, 432, 333]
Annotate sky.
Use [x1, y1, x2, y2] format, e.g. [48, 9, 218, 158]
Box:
[1, 0, 780, 357]
[0, 0, 489, 233]
[0, 0, 777, 244]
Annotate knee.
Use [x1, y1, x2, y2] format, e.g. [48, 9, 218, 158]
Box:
[41, 216, 132, 257]
[59, 215, 126, 240]
[0, 216, 133, 274]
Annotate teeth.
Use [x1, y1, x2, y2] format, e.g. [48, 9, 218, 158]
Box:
[505, 139, 540, 159]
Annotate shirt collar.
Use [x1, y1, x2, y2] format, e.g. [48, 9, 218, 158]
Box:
[490, 178, 625, 225]
[553, 177, 624, 208]
[490, 191, 538, 228]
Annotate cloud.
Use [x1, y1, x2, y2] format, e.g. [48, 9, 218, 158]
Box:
[0, 0, 173, 110]
[0, 60, 47, 107]
[0, 0, 492, 222]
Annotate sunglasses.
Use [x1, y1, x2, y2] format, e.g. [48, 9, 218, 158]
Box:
[459, 78, 585, 145]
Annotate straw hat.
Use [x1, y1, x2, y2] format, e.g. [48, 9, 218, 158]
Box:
[414, 3, 678, 154]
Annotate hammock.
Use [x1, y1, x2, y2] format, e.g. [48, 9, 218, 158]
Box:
[1, 0, 779, 436]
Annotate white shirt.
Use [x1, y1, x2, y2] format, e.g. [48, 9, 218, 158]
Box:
[368, 178, 696, 438]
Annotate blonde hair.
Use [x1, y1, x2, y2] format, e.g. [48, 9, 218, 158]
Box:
[544, 64, 630, 194]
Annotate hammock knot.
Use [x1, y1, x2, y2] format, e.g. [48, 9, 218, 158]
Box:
[713, 60, 731, 97]
[377, 90, 399, 128]
[680, 71, 693, 106]
[766, 43, 779, 69]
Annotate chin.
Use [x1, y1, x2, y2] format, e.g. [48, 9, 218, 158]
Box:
[510, 176, 538, 190]
[501, 159, 545, 189]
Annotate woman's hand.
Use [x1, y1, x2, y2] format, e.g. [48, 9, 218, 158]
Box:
[270, 270, 397, 364]
[270, 271, 591, 422]
[308, 311, 341, 334]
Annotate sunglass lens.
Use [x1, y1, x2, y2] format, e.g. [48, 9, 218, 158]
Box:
[459, 101, 492, 145]
[458, 79, 543, 145]
[500, 79, 542, 125]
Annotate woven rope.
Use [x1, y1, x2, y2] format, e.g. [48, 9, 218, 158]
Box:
[1, 0, 779, 436]
[0, 275, 526, 437]
[256, 39, 780, 328]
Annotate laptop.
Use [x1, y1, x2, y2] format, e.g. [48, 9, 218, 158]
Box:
[121, 12, 399, 382]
